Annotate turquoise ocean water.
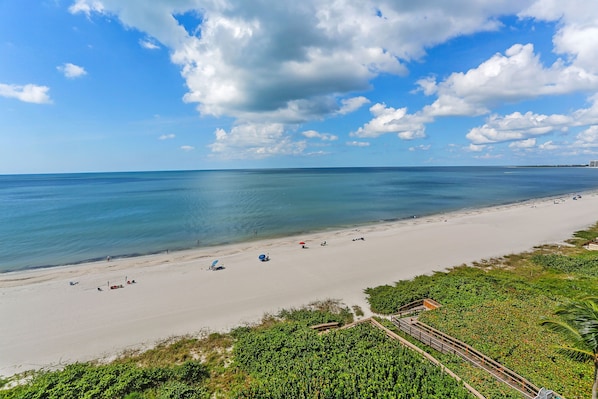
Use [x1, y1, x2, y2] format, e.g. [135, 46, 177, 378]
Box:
[1, 167, 597, 273]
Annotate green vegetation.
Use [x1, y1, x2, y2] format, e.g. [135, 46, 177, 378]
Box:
[0, 361, 209, 399]
[352, 305, 365, 317]
[0, 301, 474, 399]
[231, 322, 473, 398]
[2, 223, 598, 398]
[541, 297, 598, 399]
[365, 222, 598, 399]
[531, 253, 598, 277]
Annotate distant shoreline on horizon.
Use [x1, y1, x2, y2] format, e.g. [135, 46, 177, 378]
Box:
[1, 162, 596, 175]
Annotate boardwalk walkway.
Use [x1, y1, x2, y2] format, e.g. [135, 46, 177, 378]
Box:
[388, 299, 563, 399]
[392, 316, 541, 399]
[339, 299, 564, 398]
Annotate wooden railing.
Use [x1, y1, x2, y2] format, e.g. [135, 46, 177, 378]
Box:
[396, 298, 442, 318]
[343, 298, 565, 399]
[309, 321, 340, 332]
[392, 316, 545, 399]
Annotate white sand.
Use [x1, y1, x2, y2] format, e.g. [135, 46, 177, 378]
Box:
[1, 192, 597, 377]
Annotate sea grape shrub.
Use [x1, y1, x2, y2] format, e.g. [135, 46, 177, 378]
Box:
[232, 322, 474, 398]
[365, 267, 509, 314]
[157, 381, 208, 399]
[532, 253, 598, 277]
[277, 306, 353, 326]
[0, 361, 209, 399]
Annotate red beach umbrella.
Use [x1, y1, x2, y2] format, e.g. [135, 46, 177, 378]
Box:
[299, 241, 306, 245]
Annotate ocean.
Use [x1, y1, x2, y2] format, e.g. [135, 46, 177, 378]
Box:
[1, 166, 597, 273]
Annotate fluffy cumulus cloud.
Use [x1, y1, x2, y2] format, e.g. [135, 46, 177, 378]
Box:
[509, 138, 536, 149]
[466, 111, 571, 145]
[209, 122, 306, 159]
[520, 0, 598, 74]
[0, 83, 52, 104]
[57, 63, 87, 78]
[465, 95, 598, 156]
[351, 103, 428, 140]
[302, 130, 338, 141]
[67, 0, 532, 154]
[422, 43, 598, 118]
[68, 0, 598, 160]
[573, 125, 598, 150]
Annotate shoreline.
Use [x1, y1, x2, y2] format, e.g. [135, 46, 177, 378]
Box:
[1, 191, 586, 275]
[1, 191, 597, 377]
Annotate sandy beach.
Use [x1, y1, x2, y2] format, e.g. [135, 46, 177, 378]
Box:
[1, 192, 597, 377]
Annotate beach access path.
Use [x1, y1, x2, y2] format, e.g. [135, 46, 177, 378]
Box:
[1, 192, 597, 377]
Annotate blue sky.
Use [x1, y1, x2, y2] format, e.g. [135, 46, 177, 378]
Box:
[2, 0, 598, 173]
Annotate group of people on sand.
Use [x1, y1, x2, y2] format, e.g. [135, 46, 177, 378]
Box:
[96, 278, 136, 291]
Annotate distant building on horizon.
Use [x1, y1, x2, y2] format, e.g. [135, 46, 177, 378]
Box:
[590, 160, 598, 167]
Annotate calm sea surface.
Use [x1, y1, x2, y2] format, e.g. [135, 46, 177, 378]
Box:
[1, 167, 597, 272]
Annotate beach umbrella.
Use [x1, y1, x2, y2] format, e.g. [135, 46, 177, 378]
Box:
[258, 254, 266, 260]
[299, 241, 305, 245]
[211, 260, 219, 267]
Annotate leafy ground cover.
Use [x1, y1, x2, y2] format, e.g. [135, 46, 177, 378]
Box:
[0, 301, 475, 398]
[365, 222, 598, 399]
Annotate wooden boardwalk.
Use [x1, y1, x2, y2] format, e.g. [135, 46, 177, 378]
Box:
[340, 298, 564, 399]
[392, 316, 542, 399]
[388, 298, 563, 399]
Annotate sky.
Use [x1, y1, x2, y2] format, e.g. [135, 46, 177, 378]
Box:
[2, 0, 598, 174]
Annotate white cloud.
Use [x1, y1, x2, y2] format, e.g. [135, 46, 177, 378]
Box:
[337, 96, 370, 115]
[538, 140, 558, 150]
[509, 138, 536, 148]
[68, 0, 540, 156]
[520, 0, 598, 73]
[408, 144, 431, 151]
[346, 141, 370, 147]
[466, 111, 571, 144]
[209, 123, 306, 159]
[68, 0, 104, 17]
[572, 94, 598, 126]
[302, 130, 338, 141]
[573, 125, 598, 148]
[57, 63, 87, 79]
[0, 83, 52, 104]
[140, 39, 160, 50]
[351, 103, 427, 140]
[473, 152, 503, 160]
[68, 1, 598, 160]
[423, 43, 598, 118]
[467, 143, 486, 152]
[180, 145, 194, 151]
[159, 134, 175, 140]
